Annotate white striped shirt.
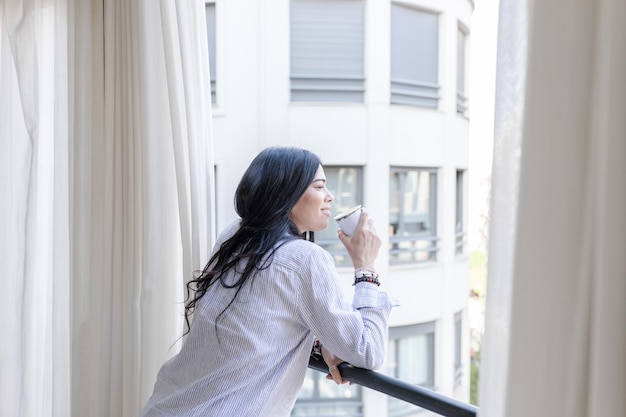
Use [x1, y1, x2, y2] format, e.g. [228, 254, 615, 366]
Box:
[140, 221, 398, 417]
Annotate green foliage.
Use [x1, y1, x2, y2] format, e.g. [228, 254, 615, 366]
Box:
[470, 349, 481, 406]
[469, 250, 487, 269]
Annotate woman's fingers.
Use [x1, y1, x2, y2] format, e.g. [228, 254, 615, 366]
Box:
[321, 345, 348, 384]
[326, 372, 351, 385]
[327, 364, 344, 384]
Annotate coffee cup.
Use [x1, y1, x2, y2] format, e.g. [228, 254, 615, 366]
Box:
[334, 205, 363, 236]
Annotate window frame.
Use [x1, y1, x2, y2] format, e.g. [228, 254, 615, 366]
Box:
[389, 167, 439, 265]
[292, 367, 363, 416]
[455, 169, 466, 256]
[454, 310, 463, 386]
[389, 4, 441, 109]
[387, 322, 437, 417]
[456, 23, 469, 115]
[290, 0, 366, 103]
[204, 1, 217, 105]
[315, 165, 364, 267]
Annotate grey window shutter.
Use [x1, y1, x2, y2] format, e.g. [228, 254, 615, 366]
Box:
[205, 3, 217, 104]
[390, 5, 440, 108]
[457, 26, 468, 114]
[290, 0, 365, 102]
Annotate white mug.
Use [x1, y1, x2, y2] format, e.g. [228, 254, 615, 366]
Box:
[334, 205, 363, 236]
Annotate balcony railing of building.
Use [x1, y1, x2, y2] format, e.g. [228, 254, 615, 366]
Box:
[308, 355, 478, 417]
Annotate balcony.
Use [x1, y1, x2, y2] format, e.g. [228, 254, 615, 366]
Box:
[308, 354, 478, 417]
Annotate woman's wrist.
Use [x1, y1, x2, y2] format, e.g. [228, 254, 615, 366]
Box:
[353, 264, 376, 272]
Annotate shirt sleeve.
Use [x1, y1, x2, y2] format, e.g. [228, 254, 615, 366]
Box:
[296, 245, 399, 370]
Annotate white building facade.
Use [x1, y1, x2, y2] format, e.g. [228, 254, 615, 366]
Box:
[205, 0, 473, 415]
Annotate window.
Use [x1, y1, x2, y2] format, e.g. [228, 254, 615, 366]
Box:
[457, 24, 469, 114]
[290, 0, 365, 102]
[390, 5, 439, 108]
[454, 311, 463, 386]
[205, 1, 217, 104]
[455, 169, 465, 255]
[292, 368, 362, 416]
[387, 322, 436, 417]
[389, 167, 438, 264]
[316, 166, 364, 267]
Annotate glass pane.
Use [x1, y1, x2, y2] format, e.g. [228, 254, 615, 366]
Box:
[389, 169, 437, 264]
[387, 334, 434, 385]
[388, 400, 423, 417]
[387, 333, 435, 417]
[399, 335, 430, 384]
[319, 378, 359, 400]
[457, 28, 466, 95]
[389, 171, 432, 237]
[291, 403, 362, 417]
[389, 239, 435, 263]
[317, 167, 363, 267]
[293, 369, 362, 416]
[455, 170, 464, 254]
[455, 315, 462, 368]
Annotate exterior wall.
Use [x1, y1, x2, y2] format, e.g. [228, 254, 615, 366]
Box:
[208, 0, 474, 413]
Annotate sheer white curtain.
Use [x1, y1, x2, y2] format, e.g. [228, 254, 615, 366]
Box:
[479, 0, 625, 416]
[1, 1, 215, 416]
[1, 2, 71, 416]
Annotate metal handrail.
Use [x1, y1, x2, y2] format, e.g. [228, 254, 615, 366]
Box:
[308, 355, 478, 417]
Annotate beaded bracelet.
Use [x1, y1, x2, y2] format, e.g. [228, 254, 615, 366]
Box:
[353, 269, 381, 286]
[354, 276, 381, 286]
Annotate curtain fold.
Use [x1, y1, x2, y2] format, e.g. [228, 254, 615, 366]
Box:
[1, 1, 214, 416]
[1, 1, 71, 416]
[480, 0, 626, 416]
[476, 0, 526, 415]
[74, 1, 215, 415]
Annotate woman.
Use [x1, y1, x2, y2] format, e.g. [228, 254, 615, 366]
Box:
[140, 147, 397, 417]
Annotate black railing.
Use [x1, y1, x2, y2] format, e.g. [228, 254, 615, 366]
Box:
[308, 355, 478, 417]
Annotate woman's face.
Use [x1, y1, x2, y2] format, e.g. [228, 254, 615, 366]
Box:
[290, 165, 334, 234]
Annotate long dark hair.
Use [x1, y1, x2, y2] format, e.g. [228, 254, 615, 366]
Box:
[184, 147, 322, 333]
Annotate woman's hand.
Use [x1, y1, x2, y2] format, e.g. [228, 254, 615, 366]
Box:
[337, 208, 381, 270]
[321, 345, 350, 385]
